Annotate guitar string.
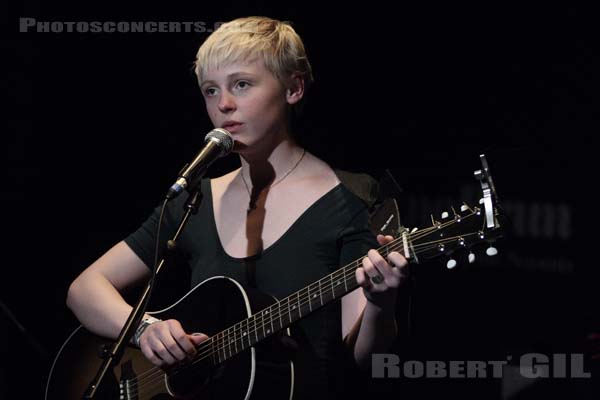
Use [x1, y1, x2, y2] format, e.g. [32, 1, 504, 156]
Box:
[129, 222, 448, 389]
[126, 214, 485, 393]
[132, 233, 486, 398]
[127, 214, 486, 395]
[130, 236, 476, 398]
[136, 212, 482, 384]
[129, 229, 487, 395]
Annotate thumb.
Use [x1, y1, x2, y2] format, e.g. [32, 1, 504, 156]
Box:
[189, 332, 209, 345]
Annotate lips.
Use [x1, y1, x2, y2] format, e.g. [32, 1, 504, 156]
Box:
[221, 121, 243, 132]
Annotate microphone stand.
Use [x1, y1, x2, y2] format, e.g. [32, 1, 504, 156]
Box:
[83, 188, 203, 399]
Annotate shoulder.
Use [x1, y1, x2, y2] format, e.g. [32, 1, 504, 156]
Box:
[333, 169, 379, 209]
[210, 168, 240, 186]
[299, 152, 341, 192]
[299, 153, 379, 209]
[209, 168, 242, 198]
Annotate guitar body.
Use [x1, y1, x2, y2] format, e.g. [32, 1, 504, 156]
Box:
[46, 277, 294, 400]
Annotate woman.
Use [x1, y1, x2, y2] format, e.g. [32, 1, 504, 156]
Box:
[67, 16, 408, 399]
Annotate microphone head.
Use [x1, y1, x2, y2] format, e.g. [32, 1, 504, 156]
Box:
[205, 128, 234, 155]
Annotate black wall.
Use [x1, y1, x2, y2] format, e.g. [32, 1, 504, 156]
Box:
[2, 2, 596, 399]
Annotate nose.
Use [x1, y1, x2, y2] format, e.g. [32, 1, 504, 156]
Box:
[218, 90, 236, 113]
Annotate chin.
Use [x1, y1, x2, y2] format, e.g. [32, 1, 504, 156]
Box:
[232, 140, 249, 153]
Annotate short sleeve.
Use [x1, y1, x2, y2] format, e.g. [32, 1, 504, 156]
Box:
[337, 206, 378, 268]
[123, 199, 183, 270]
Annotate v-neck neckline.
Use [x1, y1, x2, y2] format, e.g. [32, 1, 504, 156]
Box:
[207, 179, 343, 262]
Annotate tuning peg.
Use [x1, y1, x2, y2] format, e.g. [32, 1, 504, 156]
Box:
[451, 206, 461, 222]
[486, 246, 498, 256]
[460, 204, 469, 212]
[446, 258, 457, 269]
[468, 252, 476, 264]
[441, 211, 449, 219]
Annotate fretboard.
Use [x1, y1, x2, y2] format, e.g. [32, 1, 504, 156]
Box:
[205, 241, 401, 366]
[201, 204, 494, 366]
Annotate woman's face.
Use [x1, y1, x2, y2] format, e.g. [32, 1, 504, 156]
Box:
[201, 59, 292, 153]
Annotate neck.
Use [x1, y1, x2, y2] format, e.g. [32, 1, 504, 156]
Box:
[239, 138, 304, 190]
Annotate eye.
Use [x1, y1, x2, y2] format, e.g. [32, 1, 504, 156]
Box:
[204, 87, 218, 97]
[235, 80, 251, 90]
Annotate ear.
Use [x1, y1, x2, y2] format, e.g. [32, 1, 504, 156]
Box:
[285, 73, 305, 105]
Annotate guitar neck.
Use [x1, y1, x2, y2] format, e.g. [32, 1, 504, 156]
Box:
[205, 241, 402, 366]
[204, 204, 499, 366]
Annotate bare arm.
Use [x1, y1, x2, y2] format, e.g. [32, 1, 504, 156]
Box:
[341, 235, 408, 368]
[66, 241, 208, 367]
[66, 241, 151, 339]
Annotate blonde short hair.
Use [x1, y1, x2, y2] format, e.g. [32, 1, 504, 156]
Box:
[194, 17, 313, 95]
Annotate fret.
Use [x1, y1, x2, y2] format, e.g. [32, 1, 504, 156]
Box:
[321, 277, 332, 304]
[269, 306, 274, 334]
[253, 314, 259, 345]
[307, 286, 312, 312]
[262, 308, 272, 337]
[232, 324, 238, 355]
[210, 337, 218, 366]
[223, 331, 230, 361]
[288, 293, 299, 322]
[333, 272, 345, 298]
[330, 274, 335, 300]
[242, 319, 250, 349]
[318, 279, 323, 306]
[214, 332, 220, 363]
[287, 296, 292, 325]
[309, 284, 319, 310]
[297, 291, 302, 318]
[261, 311, 267, 339]
[276, 301, 283, 330]
[261, 310, 267, 338]
[218, 331, 226, 363]
[344, 266, 348, 292]
[226, 327, 232, 359]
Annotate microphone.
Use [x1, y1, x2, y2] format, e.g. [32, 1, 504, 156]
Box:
[166, 128, 234, 199]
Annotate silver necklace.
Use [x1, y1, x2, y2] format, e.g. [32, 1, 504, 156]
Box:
[240, 149, 306, 212]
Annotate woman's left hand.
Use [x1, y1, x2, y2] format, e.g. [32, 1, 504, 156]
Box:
[356, 234, 409, 308]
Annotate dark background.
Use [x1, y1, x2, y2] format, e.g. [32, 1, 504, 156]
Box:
[2, 2, 596, 399]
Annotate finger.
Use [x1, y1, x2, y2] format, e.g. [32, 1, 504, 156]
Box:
[367, 249, 393, 277]
[155, 324, 188, 362]
[355, 266, 373, 290]
[189, 333, 209, 347]
[368, 249, 408, 287]
[165, 320, 198, 356]
[147, 334, 177, 365]
[362, 255, 384, 285]
[140, 340, 164, 367]
[376, 234, 394, 246]
[387, 251, 409, 270]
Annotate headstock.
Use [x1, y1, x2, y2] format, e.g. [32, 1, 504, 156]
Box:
[399, 154, 503, 269]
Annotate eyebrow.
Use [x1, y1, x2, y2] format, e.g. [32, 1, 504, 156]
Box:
[201, 72, 258, 88]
